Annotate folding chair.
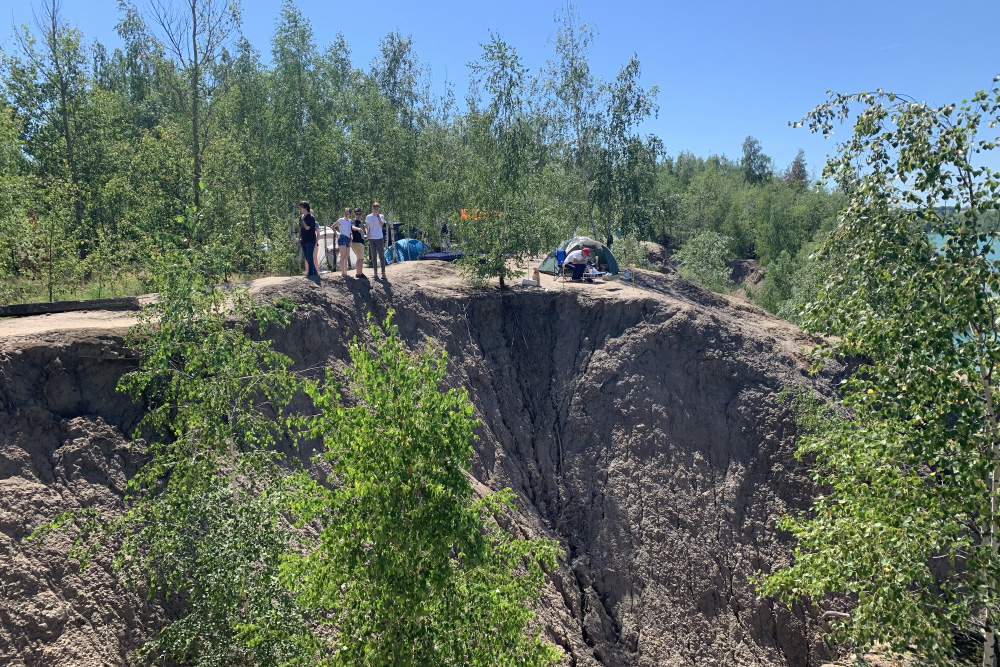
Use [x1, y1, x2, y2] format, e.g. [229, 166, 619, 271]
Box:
[556, 249, 567, 281]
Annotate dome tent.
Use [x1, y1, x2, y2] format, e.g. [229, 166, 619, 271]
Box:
[383, 238, 428, 265]
[538, 236, 619, 275]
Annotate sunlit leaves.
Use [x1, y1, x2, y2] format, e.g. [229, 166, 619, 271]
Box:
[762, 78, 1000, 664]
[279, 313, 561, 666]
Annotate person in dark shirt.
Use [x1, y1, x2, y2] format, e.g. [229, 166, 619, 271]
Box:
[351, 207, 366, 278]
[298, 201, 319, 277]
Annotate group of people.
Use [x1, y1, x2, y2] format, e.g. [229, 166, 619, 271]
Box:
[297, 201, 389, 281]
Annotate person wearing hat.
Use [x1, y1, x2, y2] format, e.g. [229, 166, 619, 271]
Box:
[564, 247, 592, 281]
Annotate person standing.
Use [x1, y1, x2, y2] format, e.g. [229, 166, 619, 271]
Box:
[351, 207, 367, 278]
[366, 202, 388, 280]
[335, 207, 353, 278]
[298, 201, 319, 277]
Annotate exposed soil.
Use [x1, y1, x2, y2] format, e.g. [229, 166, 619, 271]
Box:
[0, 261, 843, 666]
[640, 241, 675, 274]
[729, 259, 766, 294]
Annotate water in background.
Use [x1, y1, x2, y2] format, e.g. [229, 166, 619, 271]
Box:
[928, 233, 1000, 263]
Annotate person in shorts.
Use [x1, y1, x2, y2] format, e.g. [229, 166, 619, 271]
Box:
[366, 202, 387, 280]
[351, 207, 366, 278]
[335, 207, 353, 278]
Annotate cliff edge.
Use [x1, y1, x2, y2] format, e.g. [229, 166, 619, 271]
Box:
[0, 262, 841, 666]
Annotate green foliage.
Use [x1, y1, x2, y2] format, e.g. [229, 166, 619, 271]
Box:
[1, 0, 839, 303]
[673, 230, 735, 292]
[113, 250, 304, 665]
[595, 55, 661, 243]
[458, 34, 562, 288]
[760, 80, 1000, 664]
[741, 135, 772, 185]
[39, 258, 559, 664]
[278, 314, 561, 665]
[0, 107, 36, 302]
[655, 145, 844, 315]
[784, 148, 808, 187]
[751, 250, 794, 314]
[612, 231, 654, 270]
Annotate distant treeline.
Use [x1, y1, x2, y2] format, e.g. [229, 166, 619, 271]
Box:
[0, 0, 844, 316]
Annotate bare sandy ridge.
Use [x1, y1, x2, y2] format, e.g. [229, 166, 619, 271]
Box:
[0, 261, 810, 353]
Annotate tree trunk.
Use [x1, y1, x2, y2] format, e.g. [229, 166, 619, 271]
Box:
[974, 324, 999, 667]
[296, 57, 307, 195]
[45, 1, 85, 255]
[57, 76, 85, 255]
[190, 0, 201, 211]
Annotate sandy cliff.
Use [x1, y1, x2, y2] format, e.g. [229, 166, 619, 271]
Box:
[0, 262, 842, 666]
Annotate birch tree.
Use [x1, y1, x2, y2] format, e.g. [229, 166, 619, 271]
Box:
[132, 0, 240, 210]
[460, 34, 557, 288]
[761, 80, 1000, 666]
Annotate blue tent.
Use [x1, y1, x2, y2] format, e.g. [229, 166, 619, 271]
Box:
[384, 238, 428, 264]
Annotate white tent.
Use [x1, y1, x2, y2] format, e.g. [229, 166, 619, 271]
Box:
[316, 226, 358, 272]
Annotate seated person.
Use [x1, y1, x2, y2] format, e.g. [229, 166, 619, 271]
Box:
[565, 247, 592, 281]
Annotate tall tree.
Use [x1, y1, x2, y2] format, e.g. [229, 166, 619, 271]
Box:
[0, 108, 36, 297]
[595, 54, 659, 245]
[740, 135, 772, 185]
[7, 0, 89, 247]
[414, 85, 469, 244]
[461, 34, 556, 288]
[784, 148, 807, 186]
[269, 0, 317, 199]
[359, 30, 426, 218]
[761, 82, 1000, 666]
[135, 0, 240, 210]
[545, 2, 601, 239]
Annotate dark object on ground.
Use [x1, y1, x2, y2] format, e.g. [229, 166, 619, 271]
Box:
[0, 297, 141, 318]
[419, 250, 464, 262]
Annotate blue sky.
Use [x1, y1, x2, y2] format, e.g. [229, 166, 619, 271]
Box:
[5, 0, 1000, 177]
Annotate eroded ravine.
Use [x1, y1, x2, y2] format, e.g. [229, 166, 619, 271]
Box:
[1, 263, 840, 666]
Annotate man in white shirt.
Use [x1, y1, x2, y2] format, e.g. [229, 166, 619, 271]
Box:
[365, 202, 388, 280]
[565, 247, 591, 281]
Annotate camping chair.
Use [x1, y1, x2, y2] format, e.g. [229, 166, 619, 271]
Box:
[556, 250, 567, 281]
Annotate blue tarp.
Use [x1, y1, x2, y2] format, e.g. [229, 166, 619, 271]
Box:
[384, 238, 428, 264]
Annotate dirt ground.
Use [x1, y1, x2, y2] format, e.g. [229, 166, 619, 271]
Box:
[2, 260, 849, 666]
